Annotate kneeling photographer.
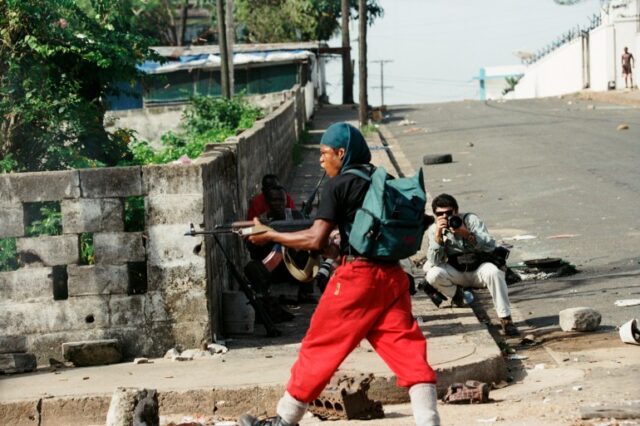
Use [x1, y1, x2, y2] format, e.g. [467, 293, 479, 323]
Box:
[423, 193, 519, 336]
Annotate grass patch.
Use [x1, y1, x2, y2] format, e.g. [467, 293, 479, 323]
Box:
[360, 124, 378, 137]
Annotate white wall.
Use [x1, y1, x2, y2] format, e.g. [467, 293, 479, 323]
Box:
[515, 38, 584, 99]
[613, 19, 639, 88]
[589, 25, 616, 91]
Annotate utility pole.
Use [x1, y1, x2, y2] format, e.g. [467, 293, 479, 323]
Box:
[358, 0, 368, 126]
[216, 0, 231, 98]
[371, 60, 393, 107]
[226, 0, 234, 97]
[341, 0, 353, 104]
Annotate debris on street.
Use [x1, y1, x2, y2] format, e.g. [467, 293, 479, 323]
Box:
[442, 380, 490, 404]
[619, 318, 640, 345]
[559, 307, 602, 332]
[308, 373, 384, 420]
[615, 299, 640, 307]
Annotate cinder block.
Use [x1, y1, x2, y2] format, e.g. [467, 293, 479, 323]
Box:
[170, 321, 209, 351]
[16, 235, 79, 266]
[0, 400, 40, 426]
[28, 329, 111, 365]
[145, 194, 203, 226]
[0, 267, 53, 302]
[67, 264, 128, 296]
[0, 335, 27, 354]
[62, 339, 122, 366]
[143, 291, 170, 322]
[94, 232, 145, 264]
[147, 263, 205, 292]
[0, 203, 24, 238]
[0, 352, 37, 374]
[79, 167, 143, 198]
[108, 294, 145, 327]
[0, 297, 109, 336]
[143, 164, 203, 196]
[146, 225, 205, 267]
[0, 170, 80, 202]
[163, 286, 208, 323]
[41, 396, 110, 426]
[62, 198, 124, 233]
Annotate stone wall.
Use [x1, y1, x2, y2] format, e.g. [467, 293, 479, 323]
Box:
[0, 86, 306, 363]
[105, 89, 312, 147]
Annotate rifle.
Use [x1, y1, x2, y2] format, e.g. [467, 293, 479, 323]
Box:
[185, 219, 314, 237]
[300, 172, 325, 219]
[185, 224, 282, 337]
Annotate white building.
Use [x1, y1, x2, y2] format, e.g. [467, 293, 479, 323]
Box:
[514, 0, 639, 98]
[473, 65, 527, 100]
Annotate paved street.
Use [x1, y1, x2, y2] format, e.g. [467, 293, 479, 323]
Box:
[383, 96, 640, 328]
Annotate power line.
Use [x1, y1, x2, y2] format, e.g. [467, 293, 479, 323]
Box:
[371, 59, 393, 106]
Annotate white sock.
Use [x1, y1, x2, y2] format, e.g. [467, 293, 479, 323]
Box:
[409, 383, 440, 426]
[276, 391, 308, 425]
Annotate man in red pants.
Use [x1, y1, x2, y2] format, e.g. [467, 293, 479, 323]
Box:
[239, 122, 440, 426]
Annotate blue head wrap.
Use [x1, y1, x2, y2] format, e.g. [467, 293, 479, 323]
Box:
[320, 122, 371, 172]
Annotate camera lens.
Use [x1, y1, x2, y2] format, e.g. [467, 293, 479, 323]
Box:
[447, 215, 463, 229]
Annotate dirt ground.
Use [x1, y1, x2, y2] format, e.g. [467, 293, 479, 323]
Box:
[157, 288, 640, 426]
[159, 325, 640, 426]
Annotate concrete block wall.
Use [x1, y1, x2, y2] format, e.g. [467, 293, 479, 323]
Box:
[0, 85, 306, 363]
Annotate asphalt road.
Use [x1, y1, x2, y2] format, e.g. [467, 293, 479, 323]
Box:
[384, 96, 640, 329]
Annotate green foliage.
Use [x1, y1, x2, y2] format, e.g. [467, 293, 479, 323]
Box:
[502, 76, 522, 96]
[0, 0, 158, 172]
[25, 203, 63, 237]
[236, 0, 383, 42]
[124, 196, 145, 232]
[80, 233, 95, 265]
[360, 124, 378, 137]
[0, 154, 17, 173]
[123, 95, 263, 165]
[0, 238, 18, 272]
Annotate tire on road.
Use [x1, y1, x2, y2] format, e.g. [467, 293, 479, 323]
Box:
[423, 154, 452, 165]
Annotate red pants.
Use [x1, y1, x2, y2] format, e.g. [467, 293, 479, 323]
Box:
[287, 260, 437, 402]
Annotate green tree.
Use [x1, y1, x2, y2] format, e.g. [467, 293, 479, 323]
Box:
[0, 0, 157, 172]
[235, 0, 383, 43]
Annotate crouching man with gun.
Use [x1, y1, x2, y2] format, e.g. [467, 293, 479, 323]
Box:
[185, 218, 315, 337]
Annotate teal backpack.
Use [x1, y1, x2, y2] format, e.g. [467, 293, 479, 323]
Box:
[345, 166, 427, 261]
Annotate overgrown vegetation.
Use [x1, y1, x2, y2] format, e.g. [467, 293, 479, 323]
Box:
[80, 233, 95, 265]
[0, 0, 158, 173]
[25, 203, 62, 237]
[122, 95, 263, 166]
[236, 0, 383, 43]
[0, 238, 18, 272]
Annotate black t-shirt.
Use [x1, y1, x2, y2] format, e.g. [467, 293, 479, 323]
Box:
[315, 165, 371, 254]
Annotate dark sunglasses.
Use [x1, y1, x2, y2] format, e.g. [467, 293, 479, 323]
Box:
[434, 210, 454, 217]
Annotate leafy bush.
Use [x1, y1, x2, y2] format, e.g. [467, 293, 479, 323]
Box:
[26, 203, 62, 237]
[123, 95, 263, 165]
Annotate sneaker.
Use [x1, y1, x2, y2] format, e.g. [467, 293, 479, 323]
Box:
[500, 316, 519, 337]
[451, 287, 466, 308]
[238, 414, 296, 426]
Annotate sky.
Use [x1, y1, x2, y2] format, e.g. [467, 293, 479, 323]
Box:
[324, 0, 603, 106]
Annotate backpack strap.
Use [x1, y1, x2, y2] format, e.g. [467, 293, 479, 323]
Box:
[343, 164, 375, 181]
